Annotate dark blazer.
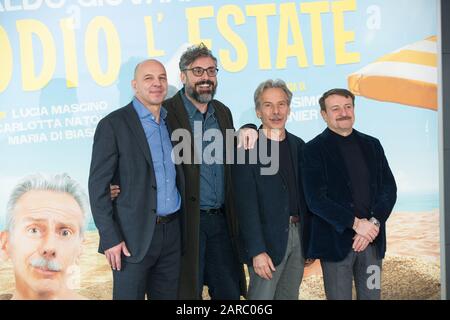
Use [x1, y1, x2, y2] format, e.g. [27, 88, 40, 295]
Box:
[163, 90, 247, 299]
[88, 103, 185, 264]
[301, 128, 397, 262]
[232, 131, 311, 266]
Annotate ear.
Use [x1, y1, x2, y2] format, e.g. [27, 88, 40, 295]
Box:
[180, 71, 186, 85]
[131, 79, 137, 93]
[0, 231, 11, 262]
[255, 108, 262, 119]
[320, 109, 328, 122]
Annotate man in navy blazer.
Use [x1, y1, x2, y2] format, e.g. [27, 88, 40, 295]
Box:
[88, 59, 185, 300]
[302, 88, 397, 300]
[232, 79, 312, 299]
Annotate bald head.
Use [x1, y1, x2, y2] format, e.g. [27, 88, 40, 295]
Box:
[132, 59, 168, 108]
[134, 59, 165, 80]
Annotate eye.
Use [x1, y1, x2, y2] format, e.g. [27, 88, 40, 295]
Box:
[192, 67, 203, 76]
[60, 229, 73, 237]
[27, 227, 41, 236]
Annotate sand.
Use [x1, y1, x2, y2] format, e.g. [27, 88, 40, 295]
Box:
[299, 209, 441, 299]
[0, 210, 441, 300]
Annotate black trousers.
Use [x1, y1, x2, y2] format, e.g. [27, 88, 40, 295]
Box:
[112, 216, 181, 300]
[198, 212, 241, 300]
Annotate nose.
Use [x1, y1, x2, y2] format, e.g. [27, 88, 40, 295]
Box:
[199, 71, 209, 81]
[272, 105, 280, 115]
[152, 78, 162, 87]
[40, 234, 57, 259]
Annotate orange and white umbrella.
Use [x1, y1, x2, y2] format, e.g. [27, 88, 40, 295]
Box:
[348, 36, 437, 110]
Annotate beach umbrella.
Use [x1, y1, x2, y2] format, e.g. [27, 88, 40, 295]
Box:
[348, 36, 437, 110]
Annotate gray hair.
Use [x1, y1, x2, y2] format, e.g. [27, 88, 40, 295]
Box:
[254, 79, 293, 109]
[5, 173, 88, 235]
[179, 43, 217, 71]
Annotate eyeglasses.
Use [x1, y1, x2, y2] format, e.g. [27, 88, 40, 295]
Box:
[183, 67, 219, 77]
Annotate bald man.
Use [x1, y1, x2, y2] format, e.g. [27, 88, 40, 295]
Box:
[88, 59, 185, 300]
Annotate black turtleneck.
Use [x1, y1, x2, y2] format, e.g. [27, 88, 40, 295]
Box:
[267, 136, 300, 216]
[329, 129, 371, 219]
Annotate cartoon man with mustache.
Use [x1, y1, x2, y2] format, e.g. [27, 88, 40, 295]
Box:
[0, 173, 88, 300]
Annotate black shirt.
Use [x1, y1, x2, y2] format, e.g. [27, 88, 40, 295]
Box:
[330, 129, 371, 219]
[268, 136, 300, 216]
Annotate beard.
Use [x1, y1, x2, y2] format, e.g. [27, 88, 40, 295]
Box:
[185, 80, 217, 104]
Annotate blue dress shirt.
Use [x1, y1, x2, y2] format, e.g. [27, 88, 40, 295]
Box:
[133, 97, 181, 216]
[181, 90, 225, 210]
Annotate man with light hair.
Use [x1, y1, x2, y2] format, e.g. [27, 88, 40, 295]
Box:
[0, 173, 88, 300]
[232, 79, 312, 299]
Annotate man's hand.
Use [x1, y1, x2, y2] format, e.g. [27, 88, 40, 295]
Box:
[353, 217, 379, 242]
[105, 241, 131, 271]
[352, 234, 370, 252]
[237, 127, 258, 150]
[110, 184, 120, 200]
[253, 252, 276, 280]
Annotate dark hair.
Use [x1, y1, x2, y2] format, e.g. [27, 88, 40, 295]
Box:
[319, 88, 355, 111]
[179, 43, 217, 71]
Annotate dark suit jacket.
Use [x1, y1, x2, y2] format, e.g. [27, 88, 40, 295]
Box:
[232, 131, 311, 266]
[301, 128, 397, 262]
[163, 90, 246, 299]
[88, 102, 185, 264]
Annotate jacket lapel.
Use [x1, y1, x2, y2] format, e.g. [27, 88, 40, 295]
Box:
[213, 102, 230, 138]
[123, 103, 154, 169]
[286, 131, 299, 185]
[165, 91, 199, 169]
[170, 92, 194, 136]
[354, 130, 377, 193]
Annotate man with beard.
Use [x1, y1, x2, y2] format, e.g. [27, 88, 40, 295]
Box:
[163, 43, 250, 299]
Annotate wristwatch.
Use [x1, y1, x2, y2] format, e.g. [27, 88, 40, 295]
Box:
[369, 217, 381, 228]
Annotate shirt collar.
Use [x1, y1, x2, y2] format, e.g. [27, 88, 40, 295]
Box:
[181, 88, 215, 119]
[133, 97, 167, 121]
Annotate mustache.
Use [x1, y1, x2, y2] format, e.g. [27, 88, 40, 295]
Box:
[337, 116, 352, 121]
[195, 80, 215, 87]
[30, 257, 62, 272]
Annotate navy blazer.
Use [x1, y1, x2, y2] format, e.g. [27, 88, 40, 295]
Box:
[301, 128, 397, 262]
[88, 103, 185, 264]
[232, 131, 311, 266]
